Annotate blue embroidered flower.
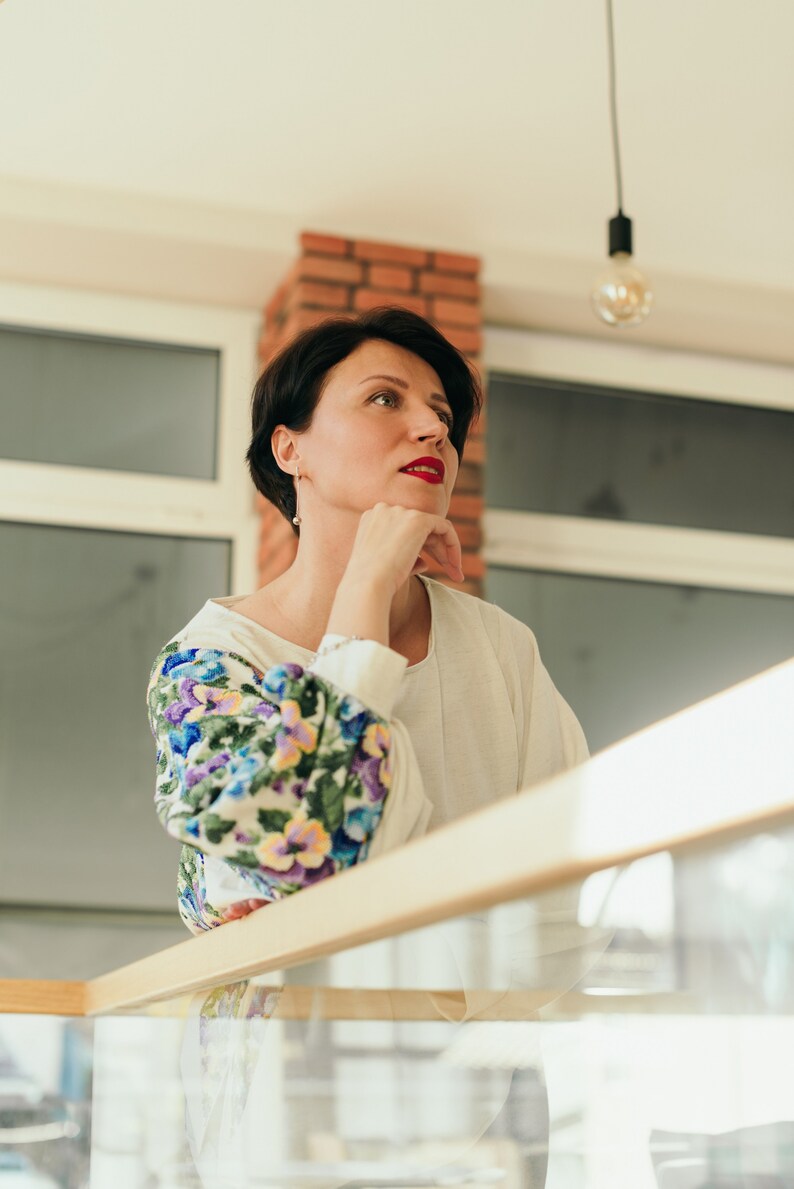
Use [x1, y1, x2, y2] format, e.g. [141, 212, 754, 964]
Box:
[222, 747, 264, 799]
[338, 695, 370, 742]
[330, 826, 360, 866]
[161, 648, 226, 684]
[262, 663, 305, 701]
[167, 722, 201, 758]
[345, 803, 382, 842]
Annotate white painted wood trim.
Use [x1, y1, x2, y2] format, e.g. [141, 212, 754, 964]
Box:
[483, 325, 794, 412]
[0, 280, 262, 594]
[82, 658, 794, 1015]
[484, 511, 794, 596]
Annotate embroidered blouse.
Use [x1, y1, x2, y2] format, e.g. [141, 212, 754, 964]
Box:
[146, 575, 588, 934]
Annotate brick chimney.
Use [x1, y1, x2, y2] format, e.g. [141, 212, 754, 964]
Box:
[255, 231, 485, 596]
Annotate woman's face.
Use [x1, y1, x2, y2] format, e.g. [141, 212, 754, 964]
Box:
[293, 338, 460, 521]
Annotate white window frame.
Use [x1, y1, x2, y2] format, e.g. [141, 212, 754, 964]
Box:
[482, 326, 794, 597]
[0, 280, 263, 593]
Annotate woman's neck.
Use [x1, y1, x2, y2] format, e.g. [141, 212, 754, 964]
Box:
[253, 524, 423, 650]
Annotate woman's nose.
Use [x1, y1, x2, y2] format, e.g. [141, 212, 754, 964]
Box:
[410, 411, 448, 445]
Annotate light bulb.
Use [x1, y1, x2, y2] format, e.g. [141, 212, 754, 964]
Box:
[591, 251, 653, 327]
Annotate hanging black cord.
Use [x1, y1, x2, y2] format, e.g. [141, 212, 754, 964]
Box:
[606, 0, 624, 213]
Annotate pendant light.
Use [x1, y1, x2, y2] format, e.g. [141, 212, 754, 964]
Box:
[591, 0, 653, 327]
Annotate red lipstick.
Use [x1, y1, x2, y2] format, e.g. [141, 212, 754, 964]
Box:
[399, 456, 445, 484]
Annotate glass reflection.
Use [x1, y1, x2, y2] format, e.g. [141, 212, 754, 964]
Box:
[2, 825, 794, 1186]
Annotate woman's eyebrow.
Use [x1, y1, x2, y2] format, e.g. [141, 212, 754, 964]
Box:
[358, 373, 451, 408]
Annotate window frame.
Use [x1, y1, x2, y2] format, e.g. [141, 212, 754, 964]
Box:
[482, 327, 794, 596]
[0, 279, 263, 593]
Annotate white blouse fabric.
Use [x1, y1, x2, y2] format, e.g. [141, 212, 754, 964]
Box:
[167, 575, 588, 913]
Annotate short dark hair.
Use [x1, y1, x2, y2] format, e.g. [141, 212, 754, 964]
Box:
[246, 305, 483, 534]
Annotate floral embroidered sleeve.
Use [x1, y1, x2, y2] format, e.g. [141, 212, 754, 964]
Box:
[147, 643, 393, 934]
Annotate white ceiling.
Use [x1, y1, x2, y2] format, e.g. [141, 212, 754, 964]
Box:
[1, 0, 792, 341]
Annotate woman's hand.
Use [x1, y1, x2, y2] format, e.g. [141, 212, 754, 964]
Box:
[325, 503, 464, 646]
[344, 503, 464, 594]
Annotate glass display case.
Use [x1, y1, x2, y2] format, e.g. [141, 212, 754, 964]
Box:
[1, 658, 792, 1189]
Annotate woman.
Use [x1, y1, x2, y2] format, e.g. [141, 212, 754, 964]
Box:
[147, 306, 588, 933]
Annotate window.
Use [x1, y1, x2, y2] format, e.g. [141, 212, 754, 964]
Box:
[483, 328, 794, 753]
[0, 280, 261, 974]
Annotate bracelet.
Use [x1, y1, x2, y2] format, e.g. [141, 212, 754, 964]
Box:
[313, 634, 363, 661]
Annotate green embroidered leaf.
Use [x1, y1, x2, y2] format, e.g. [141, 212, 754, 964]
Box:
[257, 808, 291, 833]
[248, 769, 274, 796]
[236, 722, 261, 746]
[312, 774, 344, 833]
[231, 849, 259, 869]
[321, 750, 351, 774]
[240, 682, 261, 697]
[202, 814, 237, 844]
[300, 685, 320, 719]
[304, 787, 324, 824]
[324, 784, 344, 832]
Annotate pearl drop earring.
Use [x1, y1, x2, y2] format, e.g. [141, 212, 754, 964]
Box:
[292, 464, 302, 526]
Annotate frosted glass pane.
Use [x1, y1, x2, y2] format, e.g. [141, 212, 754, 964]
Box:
[0, 324, 219, 478]
[486, 566, 794, 753]
[0, 521, 231, 911]
[486, 373, 794, 538]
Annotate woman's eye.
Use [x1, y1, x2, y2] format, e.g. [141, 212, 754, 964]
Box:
[372, 391, 453, 428]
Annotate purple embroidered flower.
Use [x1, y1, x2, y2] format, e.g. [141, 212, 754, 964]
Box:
[234, 829, 255, 844]
[185, 751, 231, 789]
[252, 700, 277, 720]
[351, 751, 388, 803]
[273, 701, 318, 772]
[164, 679, 203, 727]
[271, 776, 308, 799]
[259, 855, 336, 889]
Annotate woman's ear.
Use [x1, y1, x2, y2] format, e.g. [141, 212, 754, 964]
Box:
[271, 425, 301, 474]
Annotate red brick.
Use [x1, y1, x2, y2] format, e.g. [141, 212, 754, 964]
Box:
[300, 231, 351, 257]
[462, 552, 486, 579]
[368, 263, 415, 292]
[438, 325, 483, 354]
[432, 250, 480, 276]
[287, 279, 351, 311]
[468, 358, 487, 387]
[298, 255, 364, 285]
[449, 493, 484, 521]
[469, 400, 487, 432]
[257, 332, 278, 363]
[431, 297, 481, 327]
[418, 271, 480, 300]
[462, 436, 485, 464]
[280, 308, 342, 343]
[454, 522, 483, 550]
[353, 289, 429, 317]
[354, 239, 430, 268]
[454, 461, 483, 494]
